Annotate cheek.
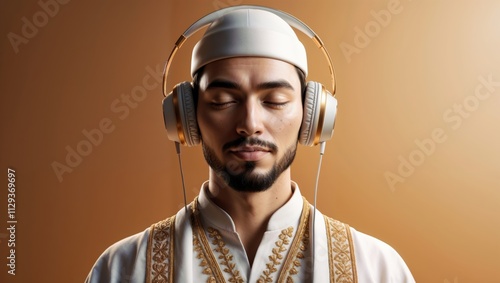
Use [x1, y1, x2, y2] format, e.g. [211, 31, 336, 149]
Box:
[197, 110, 230, 141]
[197, 111, 213, 139]
[270, 106, 303, 139]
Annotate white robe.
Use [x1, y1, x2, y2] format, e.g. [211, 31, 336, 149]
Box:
[85, 182, 415, 282]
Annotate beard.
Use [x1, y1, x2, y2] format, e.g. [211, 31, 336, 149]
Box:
[202, 137, 297, 193]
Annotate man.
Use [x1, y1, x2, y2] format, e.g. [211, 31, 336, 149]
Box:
[86, 7, 415, 282]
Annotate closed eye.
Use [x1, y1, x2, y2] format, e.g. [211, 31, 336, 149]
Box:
[210, 100, 237, 110]
[262, 92, 291, 110]
[263, 101, 289, 109]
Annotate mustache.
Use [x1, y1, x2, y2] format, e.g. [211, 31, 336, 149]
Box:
[222, 137, 278, 153]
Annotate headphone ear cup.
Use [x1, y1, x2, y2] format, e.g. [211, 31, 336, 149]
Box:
[162, 81, 201, 146]
[299, 81, 337, 146]
[299, 81, 321, 146]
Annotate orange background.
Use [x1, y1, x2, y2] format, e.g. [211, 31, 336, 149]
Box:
[1, 0, 499, 282]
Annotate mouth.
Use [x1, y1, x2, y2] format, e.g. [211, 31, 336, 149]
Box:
[229, 146, 271, 161]
[222, 137, 277, 162]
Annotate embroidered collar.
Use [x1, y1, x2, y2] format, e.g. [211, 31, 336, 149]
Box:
[145, 181, 358, 283]
[197, 181, 304, 232]
[191, 191, 311, 283]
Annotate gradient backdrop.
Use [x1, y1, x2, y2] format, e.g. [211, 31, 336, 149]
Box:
[1, 0, 499, 282]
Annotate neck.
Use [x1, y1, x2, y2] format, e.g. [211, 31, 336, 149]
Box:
[206, 168, 294, 265]
[207, 169, 293, 224]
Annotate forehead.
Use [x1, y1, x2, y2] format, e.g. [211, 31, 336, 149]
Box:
[200, 57, 300, 86]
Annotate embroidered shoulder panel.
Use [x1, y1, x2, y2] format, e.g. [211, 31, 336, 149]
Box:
[324, 216, 357, 283]
[146, 215, 176, 283]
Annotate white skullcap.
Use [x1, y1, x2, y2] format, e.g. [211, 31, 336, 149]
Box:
[191, 9, 308, 77]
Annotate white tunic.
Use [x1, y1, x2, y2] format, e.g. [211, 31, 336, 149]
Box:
[85, 182, 415, 282]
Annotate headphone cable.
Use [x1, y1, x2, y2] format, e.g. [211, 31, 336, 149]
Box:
[175, 142, 189, 215]
[312, 141, 326, 278]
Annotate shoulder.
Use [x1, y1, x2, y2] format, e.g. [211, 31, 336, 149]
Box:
[349, 226, 415, 283]
[85, 211, 182, 283]
[85, 228, 150, 283]
[100, 228, 151, 265]
[319, 212, 415, 282]
[85, 213, 181, 283]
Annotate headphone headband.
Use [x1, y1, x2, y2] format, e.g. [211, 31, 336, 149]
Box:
[161, 5, 336, 98]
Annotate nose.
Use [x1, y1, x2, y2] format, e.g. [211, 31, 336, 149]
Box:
[236, 100, 264, 137]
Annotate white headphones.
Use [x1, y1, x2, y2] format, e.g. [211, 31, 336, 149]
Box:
[162, 5, 338, 147]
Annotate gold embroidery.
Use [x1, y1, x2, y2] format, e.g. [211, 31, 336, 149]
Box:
[193, 235, 216, 282]
[325, 217, 357, 283]
[278, 198, 311, 283]
[345, 225, 358, 283]
[192, 197, 311, 283]
[258, 227, 294, 283]
[146, 198, 358, 283]
[287, 225, 309, 281]
[191, 198, 228, 282]
[190, 197, 318, 283]
[146, 215, 176, 283]
[207, 227, 244, 283]
[146, 199, 357, 283]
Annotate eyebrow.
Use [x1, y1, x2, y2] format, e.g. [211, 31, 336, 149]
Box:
[206, 79, 295, 91]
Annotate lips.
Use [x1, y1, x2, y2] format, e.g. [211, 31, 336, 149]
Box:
[222, 137, 277, 162]
[229, 146, 271, 161]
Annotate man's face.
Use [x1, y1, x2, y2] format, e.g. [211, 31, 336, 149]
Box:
[196, 57, 303, 192]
